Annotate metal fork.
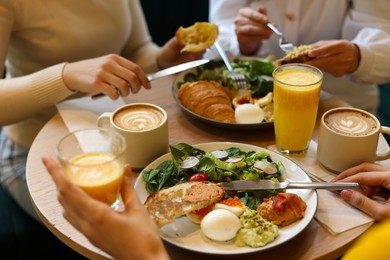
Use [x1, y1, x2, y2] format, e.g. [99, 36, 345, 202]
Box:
[214, 41, 247, 89]
[267, 23, 295, 52]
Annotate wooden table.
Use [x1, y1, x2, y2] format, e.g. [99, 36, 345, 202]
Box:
[26, 75, 388, 260]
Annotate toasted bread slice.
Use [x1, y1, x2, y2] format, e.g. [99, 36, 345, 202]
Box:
[144, 181, 225, 227]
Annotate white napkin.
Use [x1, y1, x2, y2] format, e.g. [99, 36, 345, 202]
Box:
[56, 96, 125, 132]
[267, 141, 375, 235]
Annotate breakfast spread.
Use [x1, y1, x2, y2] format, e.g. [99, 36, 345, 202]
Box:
[175, 22, 219, 53]
[141, 143, 308, 248]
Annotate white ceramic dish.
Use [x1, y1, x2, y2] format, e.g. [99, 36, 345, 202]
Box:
[135, 142, 317, 255]
[172, 60, 274, 130]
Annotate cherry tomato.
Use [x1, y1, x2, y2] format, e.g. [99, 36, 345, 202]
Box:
[188, 173, 208, 182]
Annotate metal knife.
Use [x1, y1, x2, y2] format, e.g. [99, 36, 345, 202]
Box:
[221, 180, 360, 191]
[92, 59, 209, 99]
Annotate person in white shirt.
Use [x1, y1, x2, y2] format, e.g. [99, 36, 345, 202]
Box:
[0, 0, 202, 222]
[209, 0, 390, 114]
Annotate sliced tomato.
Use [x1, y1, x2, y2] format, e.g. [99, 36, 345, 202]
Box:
[188, 173, 209, 182]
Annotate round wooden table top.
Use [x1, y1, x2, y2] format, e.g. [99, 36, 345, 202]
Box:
[26, 75, 387, 260]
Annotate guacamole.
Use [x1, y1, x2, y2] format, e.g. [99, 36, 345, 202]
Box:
[235, 208, 279, 248]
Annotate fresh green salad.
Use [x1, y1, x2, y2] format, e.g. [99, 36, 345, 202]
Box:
[177, 57, 275, 97]
[142, 143, 285, 210]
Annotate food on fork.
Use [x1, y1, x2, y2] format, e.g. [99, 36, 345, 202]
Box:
[144, 181, 225, 227]
[178, 80, 235, 123]
[257, 193, 307, 226]
[176, 22, 219, 52]
[276, 45, 314, 66]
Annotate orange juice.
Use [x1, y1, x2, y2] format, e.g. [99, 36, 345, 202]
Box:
[273, 64, 322, 153]
[66, 152, 124, 205]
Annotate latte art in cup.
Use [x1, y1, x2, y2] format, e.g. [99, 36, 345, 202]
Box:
[324, 110, 378, 136]
[114, 105, 165, 131]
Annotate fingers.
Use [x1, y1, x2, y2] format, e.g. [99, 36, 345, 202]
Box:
[235, 7, 270, 32]
[102, 55, 150, 96]
[237, 7, 268, 24]
[333, 162, 388, 181]
[41, 156, 104, 224]
[63, 54, 151, 99]
[120, 164, 144, 214]
[42, 156, 71, 190]
[340, 190, 390, 221]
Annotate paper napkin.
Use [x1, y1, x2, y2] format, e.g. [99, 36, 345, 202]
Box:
[267, 141, 375, 235]
[56, 96, 125, 132]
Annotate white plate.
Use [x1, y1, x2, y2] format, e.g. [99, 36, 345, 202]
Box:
[135, 142, 317, 255]
[172, 60, 274, 130]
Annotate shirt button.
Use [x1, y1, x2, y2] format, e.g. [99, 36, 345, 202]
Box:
[285, 12, 295, 22]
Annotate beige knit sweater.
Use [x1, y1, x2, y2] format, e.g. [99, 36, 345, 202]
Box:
[0, 0, 160, 148]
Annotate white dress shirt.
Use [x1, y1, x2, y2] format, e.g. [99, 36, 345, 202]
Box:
[209, 0, 390, 114]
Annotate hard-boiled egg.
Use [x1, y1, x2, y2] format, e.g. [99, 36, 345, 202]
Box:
[235, 103, 264, 124]
[200, 209, 241, 241]
[214, 203, 245, 217]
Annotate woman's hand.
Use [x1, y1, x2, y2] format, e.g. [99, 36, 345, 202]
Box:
[157, 37, 204, 69]
[234, 7, 272, 56]
[42, 157, 169, 260]
[333, 162, 390, 221]
[62, 54, 151, 100]
[306, 40, 361, 77]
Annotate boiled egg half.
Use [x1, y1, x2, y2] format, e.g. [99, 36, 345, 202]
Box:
[200, 209, 241, 241]
[235, 103, 264, 124]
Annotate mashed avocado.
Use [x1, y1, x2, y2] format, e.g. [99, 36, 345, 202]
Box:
[235, 208, 279, 247]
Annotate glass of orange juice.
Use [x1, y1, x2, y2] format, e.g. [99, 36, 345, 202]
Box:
[273, 64, 323, 154]
[56, 128, 126, 210]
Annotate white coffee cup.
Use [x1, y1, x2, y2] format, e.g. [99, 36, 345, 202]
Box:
[317, 107, 390, 173]
[98, 103, 169, 169]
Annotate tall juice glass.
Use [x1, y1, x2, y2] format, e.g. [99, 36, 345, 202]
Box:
[56, 128, 126, 209]
[273, 64, 323, 154]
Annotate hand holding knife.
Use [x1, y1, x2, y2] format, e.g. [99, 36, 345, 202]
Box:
[91, 59, 209, 99]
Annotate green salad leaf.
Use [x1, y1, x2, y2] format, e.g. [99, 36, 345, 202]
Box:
[141, 143, 285, 209]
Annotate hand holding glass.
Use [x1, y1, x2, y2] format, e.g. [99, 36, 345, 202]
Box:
[273, 64, 323, 154]
[56, 128, 126, 209]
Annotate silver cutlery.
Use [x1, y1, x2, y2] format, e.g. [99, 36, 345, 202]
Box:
[214, 41, 247, 89]
[267, 23, 295, 52]
[222, 179, 360, 191]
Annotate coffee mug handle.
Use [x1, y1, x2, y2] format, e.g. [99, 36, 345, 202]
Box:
[97, 112, 112, 129]
[377, 126, 390, 160]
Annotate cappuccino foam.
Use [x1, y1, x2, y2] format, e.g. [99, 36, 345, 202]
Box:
[113, 105, 165, 131]
[325, 110, 378, 136]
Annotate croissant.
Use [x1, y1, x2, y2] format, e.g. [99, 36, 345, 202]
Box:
[178, 81, 235, 123]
